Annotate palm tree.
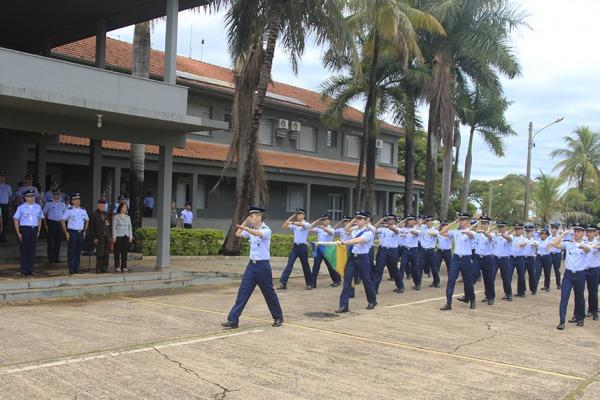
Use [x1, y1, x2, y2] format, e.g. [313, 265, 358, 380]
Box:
[210, 0, 353, 254]
[531, 172, 563, 225]
[550, 126, 600, 191]
[129, 21, 151, 230]
[418, 0, 525, 218]
[457, 83, 515, 212]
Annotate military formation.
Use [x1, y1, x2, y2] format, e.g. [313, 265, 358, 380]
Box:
[222, 208, 599, 332]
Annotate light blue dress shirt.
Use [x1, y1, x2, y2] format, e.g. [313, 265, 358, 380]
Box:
[62, 207, 89, 230]
[351, 229, 374, 255]
[242, 223, 271, 261]
[510, 235, 527, 256]
[548, 235, 562, 254]
[0, 183, 13, 204]
[314, 226, 334, 243]
[523, 238, 536, 257]
[180, 209, 193, 224]
[436, 233, 452, 250]
[561, 241, 590, 272]
[43, 201, 66, 222]
[403, 227, 420, 248]
[336, 227, 353, 242]
[13, 203, 43, 227]
[289, 222, 310, 244]
[419, 226, 437, 249]
[534, 238, 552, 256]
[493, 233, 511, 257]
[448, 230, 473, 256]
[474, 232, 493, 256]
[377, 227, 398, 249]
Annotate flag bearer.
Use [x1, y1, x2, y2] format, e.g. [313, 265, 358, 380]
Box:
[61, 193, 89, 274]
[440, 213, 476, 311]
[278, 208, 312, 290]
[420, 216, 440, 288]
[221, 206, 283, 329]
[42, 189, 66, 263]
[335, 211, 377, 313]
[584, 225, 599, 321]
[13, 189, 43, 277]
[533, 228, 553, 292]
[523, 224, 539, 295]
[553, 225, 590, 330]
[310, 213, 340, 288]
[472, 216, 495, 305]
[549, 223, 563, 289]
[373, 213, 400, 293]
[508, 223, 528, 298]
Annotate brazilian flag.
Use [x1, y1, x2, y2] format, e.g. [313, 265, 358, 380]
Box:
[313, 243, 349, 279]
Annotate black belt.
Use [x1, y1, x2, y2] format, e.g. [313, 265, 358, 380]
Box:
[381, 246, 397, 250]
[250, 259, 269, 264]
[68, 229, 83, 233]
[20, 225, 37, 229]
[352, 253, 368, 258]
[293, 243, 307, 246]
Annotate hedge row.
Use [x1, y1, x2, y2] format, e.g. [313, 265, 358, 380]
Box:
[135, 228, 320, 257]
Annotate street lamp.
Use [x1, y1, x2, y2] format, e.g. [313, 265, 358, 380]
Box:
[523, 117, 565, 221]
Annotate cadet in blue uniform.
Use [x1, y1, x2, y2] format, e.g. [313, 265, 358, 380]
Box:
[532, 228, 553, 292]
[435, 220, 453, 275]
[440, 213, 476, 311]
[13, 174, 41, 205]
[523, 224, 538, 295]
[13, 189, 44, 277]
[400, 216, 420, 288]
[42, 189, 66, 263]
[472, 216, 494, 305]
[279, 208, 313, 290]
[584, 225, 599, 321]
[310, 214, 340, 288]
[373, 213, 400, 293]
[508, 223, 528, 298]
[549, 223, 563, 289]
[493, 222, 513, 300]
[553, 224, 590, 330]
[221, 206, 283, 329]
[419, 216, 440, 288]
[0, 170, 12, 242]
[61, 193, 89, 274]
[334, 211, 377, 313]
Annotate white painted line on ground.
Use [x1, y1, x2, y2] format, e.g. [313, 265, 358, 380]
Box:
[386, 290, 484, 309]
[0, 329, 263, 376]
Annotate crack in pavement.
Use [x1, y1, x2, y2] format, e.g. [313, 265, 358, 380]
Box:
[451, 332, 499, 354]
[153, 347, 237, 400]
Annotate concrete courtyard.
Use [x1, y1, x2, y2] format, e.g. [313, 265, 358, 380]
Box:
[0, 262, 598, 400]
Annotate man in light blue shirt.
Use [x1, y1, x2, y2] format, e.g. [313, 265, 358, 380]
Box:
[373, 213, 401, 293]
[440, 213, 476, 311]
[549, 223, 563, 289]
[532, 228, 553, 292]
[310, 214, 340, 288]
[13, 174, 40, 205]
[143, 191, 155, 217]
[471, 216, 495, 305]
[13, 189, 43, 276]
[419, 216, 440, 288]
[0, 170, 11, 242]
[400, 215, 420, 289]
[435, 220, 453, 275]
[508, 223, 528, 298]
[279, 208, 312, 290]
[43, 189, 66, 263]
[584, 225, 599, 321]
[523, 225, 539, 295]
[61, 193, 89, 274]
[222, 206, 283, 329]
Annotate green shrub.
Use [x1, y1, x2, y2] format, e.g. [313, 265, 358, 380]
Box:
[135, 228, 224, 256]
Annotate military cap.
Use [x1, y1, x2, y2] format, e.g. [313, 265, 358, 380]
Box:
[248, 206, 266, 214]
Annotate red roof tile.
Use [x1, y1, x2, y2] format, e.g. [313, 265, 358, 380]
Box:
[58, 136, 407, 184]
[53, 37, 403, 134]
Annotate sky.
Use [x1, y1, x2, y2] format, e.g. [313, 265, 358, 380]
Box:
[108, 0, 600, 182]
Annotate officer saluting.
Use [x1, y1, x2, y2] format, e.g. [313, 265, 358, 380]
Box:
[221, 206, 283, 329]
[61, 193, 89, 274]
[279, 208, 313, 290]
[334, 210, 377, 313]
[553, 224, 591, 330]
[42, 189, 66, 263]
[13, 189, 44, 276]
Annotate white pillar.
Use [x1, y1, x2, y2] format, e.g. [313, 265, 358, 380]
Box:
[35, 142, 47, 190]
[164, 0, 179, 84]
[89, 139, 102, 209]
[306, 183, 312, 219]
[113, 167, 121, 203]
[348, 187, 353, 215]
[156, 145, 173, 269]
[385, 190, 389, 214]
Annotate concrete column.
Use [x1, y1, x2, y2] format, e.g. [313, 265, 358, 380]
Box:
[385, 190, 389, 214]
[156, 145, 173, 269]
[191, 172, 198, 221]
[348, 187, 353, 215]
[35, 142, 47, 190]
[164, 0, 179, 84]
[113, 167, 121, 203]
[306, 183, 311, 219]
[95, 19, 107, 69]
[89, 140, 102, 208]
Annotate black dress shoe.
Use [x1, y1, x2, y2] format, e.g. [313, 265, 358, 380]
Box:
[387, 277, 394, 281]
[531, 291, 536, 295]
[349, 293, 355, 298]
[272, 319, 283, 327]
[470, 300, 476, 309]
[440, 304, 452, 311]
[586, 312, 592, 317]
[457, 296, 469, 303]
[487, 299, 494, 306]
[330, 282, 340, 287]
[393, 287, 400, 293]
[557, 322, 565, 330]
[335, 307, 349, 313]
[277, 284, 287, 290]
[556, 284, 561, 289]
[568, 317, 578, 323]
[20, 273, 27, 277]
[507, 296, 513, 301]
[366, 302, 377, 310]
[398, 287, 405, 294]
[593, 313, 599, 321]
[305, 285, 312, 290]
[434, 284, 440, 288]
[221, 320, 239, 329]
[481, 297, 488, 303]
[501, 295, 509, 300]
[413, 285, 421, 291]
[429, 283, 436, 288]
[577, 320, 584, 327]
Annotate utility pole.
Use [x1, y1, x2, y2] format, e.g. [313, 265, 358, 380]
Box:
[523, 122, 533, 222]
[488, 184, 493, 217]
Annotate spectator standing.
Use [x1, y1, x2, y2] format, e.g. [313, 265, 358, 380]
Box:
[89, 199, 111, 273]
[143, 192, 155, 217]
[180, 202, 193, 229]
[170, 201, 179, 228]
[113, 202, 133, 272]
[0, 170, 11, 242]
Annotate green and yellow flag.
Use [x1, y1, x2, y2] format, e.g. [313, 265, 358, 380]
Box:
[320, 244, 349, 279]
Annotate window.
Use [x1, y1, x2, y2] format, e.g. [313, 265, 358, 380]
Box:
[258, 119, 273, 145]
[175, 176, 192, 208]
[345, 135, 361, 159]
[377, 142, 393, 165]
[326, 130, 338, 147]
[286, 186, 305, 212]
[297, 126, 317, 152]
[189, 104, 213, 136]
[327, 193, 343, 221]
[224, 110, 233, 130]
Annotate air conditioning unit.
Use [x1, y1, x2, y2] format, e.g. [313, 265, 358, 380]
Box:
[290, 121, 301, 132]
[277, 119, 289, 130]
[289, 130, 299, 141]
[375, 139, 384, 150]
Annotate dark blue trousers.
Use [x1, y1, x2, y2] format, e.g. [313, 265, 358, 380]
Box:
[67, 229, 83, 274]
[46, 220, 62, 262]
[228, 261, 283, 322]
[496, 256, 513, 296]
[536, 254, 552, 290]
[524, 256, 537, 294]
[445, 255, 475, 305]
[19, 226, 38, 275]
[373, 247, 399, 292]
[437, 249, 452, 275]
[510, 256, 526, 296]
[396, 246, 406, 290]
[311, 246, 341, 287]
[559, 269, 586, 323]
[586, 267, 599, 314]
[421, 248, 439, 285]
[474, 255, 495, 300]
[280, 244, 312, 286]
[339, 254, 376, 309]
[402, 247, 420, 286]
[551, 252, 562, 287]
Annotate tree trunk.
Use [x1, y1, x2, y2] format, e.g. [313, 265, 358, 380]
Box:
[363, 33, 381, 214]
[129, 21, 150, 230]
[460, 125, 476, 213]
[424, 115, 438, 216]
[403, 95, 416, 217]
[451, 119, 461, 190]
[354, 134, 366, 212]
[220, 1, 284, 254]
